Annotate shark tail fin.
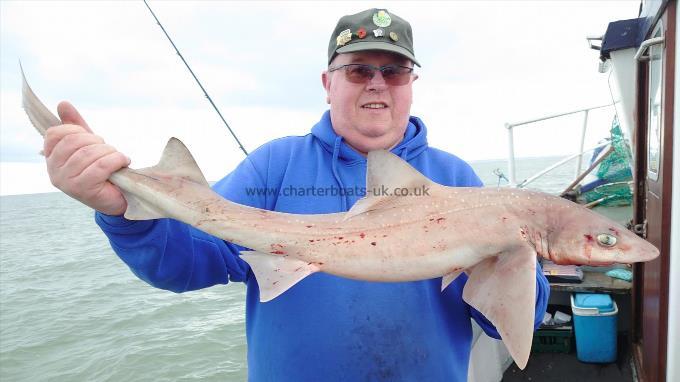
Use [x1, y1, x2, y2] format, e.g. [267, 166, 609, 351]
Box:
[462, 247, 537, 370]
[240, 250, 320, 302]
[21, 64, 61, 137]
[122, 138, 210, 220]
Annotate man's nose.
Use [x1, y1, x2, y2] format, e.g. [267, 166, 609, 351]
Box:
[366, 71, 388, 91]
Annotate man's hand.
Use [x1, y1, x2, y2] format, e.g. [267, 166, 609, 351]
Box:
[44, 101, 130, 216]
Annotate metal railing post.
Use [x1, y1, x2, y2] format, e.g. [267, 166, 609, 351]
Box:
[504, 103, 614, 189]
[576, 109, 589, 178]
[506, 123, 517, 186]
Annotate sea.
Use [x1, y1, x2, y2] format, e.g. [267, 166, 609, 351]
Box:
[0, 156, 579, 381]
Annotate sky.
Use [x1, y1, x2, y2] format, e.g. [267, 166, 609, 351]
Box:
[0, 0, 640, 195]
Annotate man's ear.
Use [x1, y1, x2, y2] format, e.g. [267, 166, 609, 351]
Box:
[321, 71, 331, 104]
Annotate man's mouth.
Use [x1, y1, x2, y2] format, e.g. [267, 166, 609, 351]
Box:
[361, 103, 388, 109]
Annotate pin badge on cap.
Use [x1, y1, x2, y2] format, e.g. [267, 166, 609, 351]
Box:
[372, 10, 391, 28]
[357, 27, 367, 39]
[336, 29, 352, 47]
[373, 28, 384, 38]
[389, 31, 398, 41]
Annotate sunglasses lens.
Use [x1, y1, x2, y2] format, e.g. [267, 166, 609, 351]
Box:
[338, 64, 413, 85]
[345, 65, 374, 83]
[381, 66, 411, 86]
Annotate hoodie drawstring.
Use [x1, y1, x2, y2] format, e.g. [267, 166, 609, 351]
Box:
[331, 136, 348, 211]
[400, 146, 409, 160]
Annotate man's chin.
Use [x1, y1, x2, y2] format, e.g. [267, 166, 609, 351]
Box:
[357, 121, 394, 137]
[345, 130, 403, 153]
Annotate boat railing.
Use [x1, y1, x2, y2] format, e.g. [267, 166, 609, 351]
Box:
[505, 104, 614, 188]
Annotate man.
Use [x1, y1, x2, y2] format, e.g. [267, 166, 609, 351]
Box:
[44, 9, 549, 381]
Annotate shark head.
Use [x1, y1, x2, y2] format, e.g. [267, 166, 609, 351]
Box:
[545, 205, 659, 266]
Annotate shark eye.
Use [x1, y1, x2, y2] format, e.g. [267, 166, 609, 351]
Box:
[597, 233, 617, 247]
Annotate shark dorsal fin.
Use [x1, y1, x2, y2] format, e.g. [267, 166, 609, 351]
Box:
[123, 138, 209, 220]
[345, 150, 436, 220]
[366, 150, 434, 192]
[143, 137, 210, 187]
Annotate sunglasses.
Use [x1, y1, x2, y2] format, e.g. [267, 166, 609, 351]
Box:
[328, 64, 415, 86]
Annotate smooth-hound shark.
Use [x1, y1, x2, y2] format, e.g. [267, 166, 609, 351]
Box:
[21, 70, 659, 369]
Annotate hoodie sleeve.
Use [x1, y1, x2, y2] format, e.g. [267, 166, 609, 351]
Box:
[95, 147, 272, 293]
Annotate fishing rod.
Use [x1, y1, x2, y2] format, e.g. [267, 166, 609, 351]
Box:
[142, 0, 248, 156]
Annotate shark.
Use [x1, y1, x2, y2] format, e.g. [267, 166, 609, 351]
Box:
[21, 69, 659, 369]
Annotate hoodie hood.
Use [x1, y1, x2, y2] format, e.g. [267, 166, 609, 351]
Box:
[311, 110, 429, 164]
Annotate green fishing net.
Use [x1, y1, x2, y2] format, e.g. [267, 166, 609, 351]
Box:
[596, 119, 632, 182]
[581, 117, 633, 207]
[582, 182, 633, 207]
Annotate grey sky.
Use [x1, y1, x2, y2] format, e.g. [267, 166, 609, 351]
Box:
[0, 1, 638, 195]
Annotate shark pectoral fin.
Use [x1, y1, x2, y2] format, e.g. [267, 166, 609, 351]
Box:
[462, 248, 537, 370]
[441, 269, 465, 291]
[239, 251, 319, 302]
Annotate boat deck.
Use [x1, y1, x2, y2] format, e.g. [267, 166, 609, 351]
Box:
[504, 262, 637, 381]
[502, 349, 634, 381]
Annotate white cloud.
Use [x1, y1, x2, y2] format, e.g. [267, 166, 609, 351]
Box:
[0, 162, 57, 195]
[1, 0, 639, 195]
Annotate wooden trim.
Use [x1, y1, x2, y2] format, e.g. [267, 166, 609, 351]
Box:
[634, 342, 646, 382]
[632, 65, 647, 344]
[656, 1, 675, 380]
[632, 29, 649, 348]
[632, 3, 675, 380]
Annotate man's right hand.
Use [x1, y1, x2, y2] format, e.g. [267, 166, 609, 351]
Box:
[44, 101, 131, 216]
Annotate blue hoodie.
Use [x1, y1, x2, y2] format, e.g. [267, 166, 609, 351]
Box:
[96, 111, 549, 382]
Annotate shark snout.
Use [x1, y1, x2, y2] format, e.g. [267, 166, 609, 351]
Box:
[639, 243, 660, 262]
[619, 239, 659, 263]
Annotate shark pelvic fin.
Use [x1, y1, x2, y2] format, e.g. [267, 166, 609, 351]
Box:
[122, 138, 209, 220]
[462, 248, 537, 370]
[240, 250, 320, 302]
[121, 189, 166, 220]
[345, 150, 437, 220]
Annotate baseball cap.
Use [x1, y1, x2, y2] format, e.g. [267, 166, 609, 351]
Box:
[328, 9, 420, 67]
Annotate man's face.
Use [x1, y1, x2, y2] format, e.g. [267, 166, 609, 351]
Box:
[322, 51, 417, 154]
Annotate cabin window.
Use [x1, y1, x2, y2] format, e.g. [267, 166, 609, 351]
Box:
[647, 24, 663, 181]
